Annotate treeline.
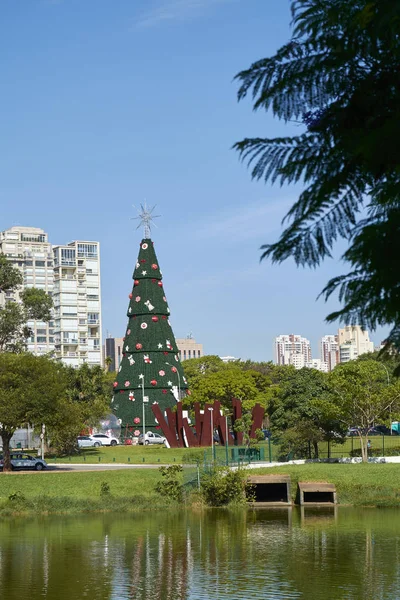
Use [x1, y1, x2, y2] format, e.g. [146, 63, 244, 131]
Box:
[182, 354, 400, 462]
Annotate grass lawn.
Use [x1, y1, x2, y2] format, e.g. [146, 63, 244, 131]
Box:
[42, 435, 400, 464]
[251, 462, 400, 506]
[46, 445, 207, 464]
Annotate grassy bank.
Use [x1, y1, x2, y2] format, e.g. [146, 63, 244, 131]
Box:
[0, 469, 170, 516]
[252, 463, 400, 507]
[1, 462, 400, 517]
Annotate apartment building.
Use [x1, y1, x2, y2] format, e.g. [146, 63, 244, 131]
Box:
[0, 226, 102, 367]
[176, 336, 204, 361]
[320, 334, 340, 371]
[338, 326, 374, 363]
[274, 334, 312, 367]
[0, 226, 55, 355]
[53, 241, 102, 367]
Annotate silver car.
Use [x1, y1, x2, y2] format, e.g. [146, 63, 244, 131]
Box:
[138, 432, 166, 445]
[0, 453, 47, 471]
[77, 435, 101, 448]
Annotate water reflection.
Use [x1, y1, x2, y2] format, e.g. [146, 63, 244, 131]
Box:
[0, 508, 399, 599]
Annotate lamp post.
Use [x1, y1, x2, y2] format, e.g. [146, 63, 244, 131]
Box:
[208, 407, 214, 461]
[223, 411, 230, 466]
[142, 377, 145, 442]
[141, 376, 149, 444]
[379, 363, 392, 434]
[166, 362, 181, 400]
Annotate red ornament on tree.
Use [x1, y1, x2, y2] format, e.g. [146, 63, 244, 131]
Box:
[163, 351, 169, 355]
[129, 293, 133, 299]
[136, 343, 142, 350]
[162, 316, 167, 320]
[124, 380, 130, 387]
[162, 389, 168, 394]
[150, 379, 157, 386]
[134, 417, 140, 424]
[134, 279, 140, 286]
[152, 316, 159, 322]
[158, 281, 163, 287]
[113, 382, 118, 388]
[140, 259, 146, 263]
[151, 263, 158, 270]
[171, 367, 177, 373]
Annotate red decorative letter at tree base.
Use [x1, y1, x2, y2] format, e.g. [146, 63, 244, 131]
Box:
[151, 399, 264, 448]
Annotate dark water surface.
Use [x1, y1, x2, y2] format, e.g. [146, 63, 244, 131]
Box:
[1, 508, 400, 599]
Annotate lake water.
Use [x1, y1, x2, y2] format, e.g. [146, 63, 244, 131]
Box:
[1, 508, 400, 599]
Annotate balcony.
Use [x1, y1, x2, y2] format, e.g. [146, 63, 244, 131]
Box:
[87, 319, 99, 325]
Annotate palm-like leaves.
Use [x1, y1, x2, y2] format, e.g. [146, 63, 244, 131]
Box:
[235, 0, 400, 348]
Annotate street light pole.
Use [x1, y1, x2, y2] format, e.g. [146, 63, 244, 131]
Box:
[142, 377, 146, 443]
[208, 407, 214, 461]
[379, 363, 392, 434]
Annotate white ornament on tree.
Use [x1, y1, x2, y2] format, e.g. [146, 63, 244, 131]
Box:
[144, 300, 155, 311]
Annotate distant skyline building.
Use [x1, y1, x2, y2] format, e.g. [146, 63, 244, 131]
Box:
[104, 336, 124, 372]
[0, 226, 102, 367]
[274, 334, 312, 368]
[220, 355, 238, 363]
[176, 336, 204, 361]
[306, 358, 329, 373]
[320, 334, 340, 371]
[338, 326, 374, 364]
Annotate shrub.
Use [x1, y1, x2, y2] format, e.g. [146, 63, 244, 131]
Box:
[200, 467, 250, 507]
[100, 481, 111, 496]
[8, 491, 26, 502]
[155, 465, 184, 503]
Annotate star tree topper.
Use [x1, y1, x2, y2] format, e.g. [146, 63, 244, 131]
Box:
[132, 203, 160, 238]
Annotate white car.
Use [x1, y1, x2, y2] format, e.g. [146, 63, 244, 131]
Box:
[90, 434, 119, 447]
[138, 432, 166, 445]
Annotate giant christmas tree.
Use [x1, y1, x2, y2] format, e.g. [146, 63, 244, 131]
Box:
[112, 208, 189, 436]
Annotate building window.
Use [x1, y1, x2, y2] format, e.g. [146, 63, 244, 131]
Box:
[77, 244, 98, 258]
[35, 260, 45, 267]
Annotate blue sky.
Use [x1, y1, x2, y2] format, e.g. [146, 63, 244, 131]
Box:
[0, 0, 388, 360]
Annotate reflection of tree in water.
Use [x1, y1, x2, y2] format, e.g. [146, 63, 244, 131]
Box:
[0, 517, 113, 600]
[1, 509, 400, 599]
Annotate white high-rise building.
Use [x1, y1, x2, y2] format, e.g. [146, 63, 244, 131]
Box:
[0, 226, 55, 355]
[320, 334, 339, 371]
[338, 326, 374, 363]
[53, 241, 102, 367]
[274, 334, 312, 368]
[0, 226, 102, 367]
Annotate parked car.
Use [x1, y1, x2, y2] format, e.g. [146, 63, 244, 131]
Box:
[90, 434, 119, 446]
[0, 453, 47, 471]
[138, 432, 166, 445]
[77, 435, 102, 448]
[369, 425, 398, 436]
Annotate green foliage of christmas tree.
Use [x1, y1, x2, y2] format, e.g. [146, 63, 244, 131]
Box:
[112, 238, 189, 435]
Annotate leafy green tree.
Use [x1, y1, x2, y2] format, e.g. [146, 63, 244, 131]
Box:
[234, 0, 400, 349]
[329, 359, 400, 461]
[48, 364, 113, 455]
[0, 255, 53, 352]
[0, 353, 67, 470]
[184, 365, 271, 410]
[269, 367, 344, 458]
